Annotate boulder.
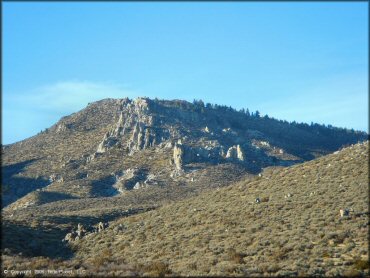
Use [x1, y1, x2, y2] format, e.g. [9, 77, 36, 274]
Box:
[339, 208, 350, 217]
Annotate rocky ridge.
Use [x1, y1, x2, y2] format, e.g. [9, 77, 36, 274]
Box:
[2, 97, 367, 210]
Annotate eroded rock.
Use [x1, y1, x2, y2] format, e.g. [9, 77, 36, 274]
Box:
[62, 222, 109, 243]
[56, 123, 68, 133]
[173, 144, 184, 170]
[49, 174, 63, 183]
[112, 168, 149, 192]
[225, 145, 245, 161]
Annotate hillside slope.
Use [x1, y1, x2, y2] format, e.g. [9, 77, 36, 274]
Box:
[2, 141, 368, 277]
[73, 141, 369, 276]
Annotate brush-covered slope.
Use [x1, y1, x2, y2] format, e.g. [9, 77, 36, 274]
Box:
[69, 141, 368, 276]
[1, 142, 368, 276]
[2, 97, 367, 209]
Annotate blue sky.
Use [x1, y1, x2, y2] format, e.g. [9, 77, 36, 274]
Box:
[3, 2, 368, 144]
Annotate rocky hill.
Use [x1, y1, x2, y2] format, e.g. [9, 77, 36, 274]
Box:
[2, 97, 367, 210]
[2, 140, 368, 276]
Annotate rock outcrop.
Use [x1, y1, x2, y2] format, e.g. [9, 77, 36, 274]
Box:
[225, 145, 245, 161]
[49, 174, 63, 183]
[172, 141, 247, 172]
[56, 123, 68, 133]
[173, 144, 184, 170]
[95, 97, 171, 155]
[112, 168, 148, 192]
[96, 131, 118, 153]
[62, 222, 109, 243]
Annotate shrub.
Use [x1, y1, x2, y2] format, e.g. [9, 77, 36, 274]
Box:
[144, 261, 171, 276]
[322, 251, 330, 258]
[353, 259, 369, 270]
[188, 262, 197, 270]
[227, 248, 244, 264]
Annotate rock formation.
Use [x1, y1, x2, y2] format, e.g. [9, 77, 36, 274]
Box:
[95, 97, 165, 155]
[225, 145, 245, 161]
[3, 96, 367, 210]
[173, 144, 184, 170]
[62, 221, 109, 243]
[96, 131, 118, 153]
[49, 174, 63, 183]
[112, 168, 149, 192]
[56, 123, 68, 133]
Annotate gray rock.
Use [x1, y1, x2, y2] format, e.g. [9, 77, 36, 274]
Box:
[339, 208, 350, 217]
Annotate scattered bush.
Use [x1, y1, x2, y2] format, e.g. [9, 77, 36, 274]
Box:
[227, 248, 244, 264]
[144, 261, 171, 276]
[353, 259, 369, 270]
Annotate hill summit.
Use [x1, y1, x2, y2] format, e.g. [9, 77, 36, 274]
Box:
[2, 97, 367, 209]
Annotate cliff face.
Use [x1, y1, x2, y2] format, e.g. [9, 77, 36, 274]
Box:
[2, 97, 367, 208]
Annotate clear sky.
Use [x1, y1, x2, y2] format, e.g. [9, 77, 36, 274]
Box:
[3, 2, 368, 144]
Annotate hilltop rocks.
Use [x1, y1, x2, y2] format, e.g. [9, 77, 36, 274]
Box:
[90, 97, 291, 170]
[94, 97, 169, 155]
